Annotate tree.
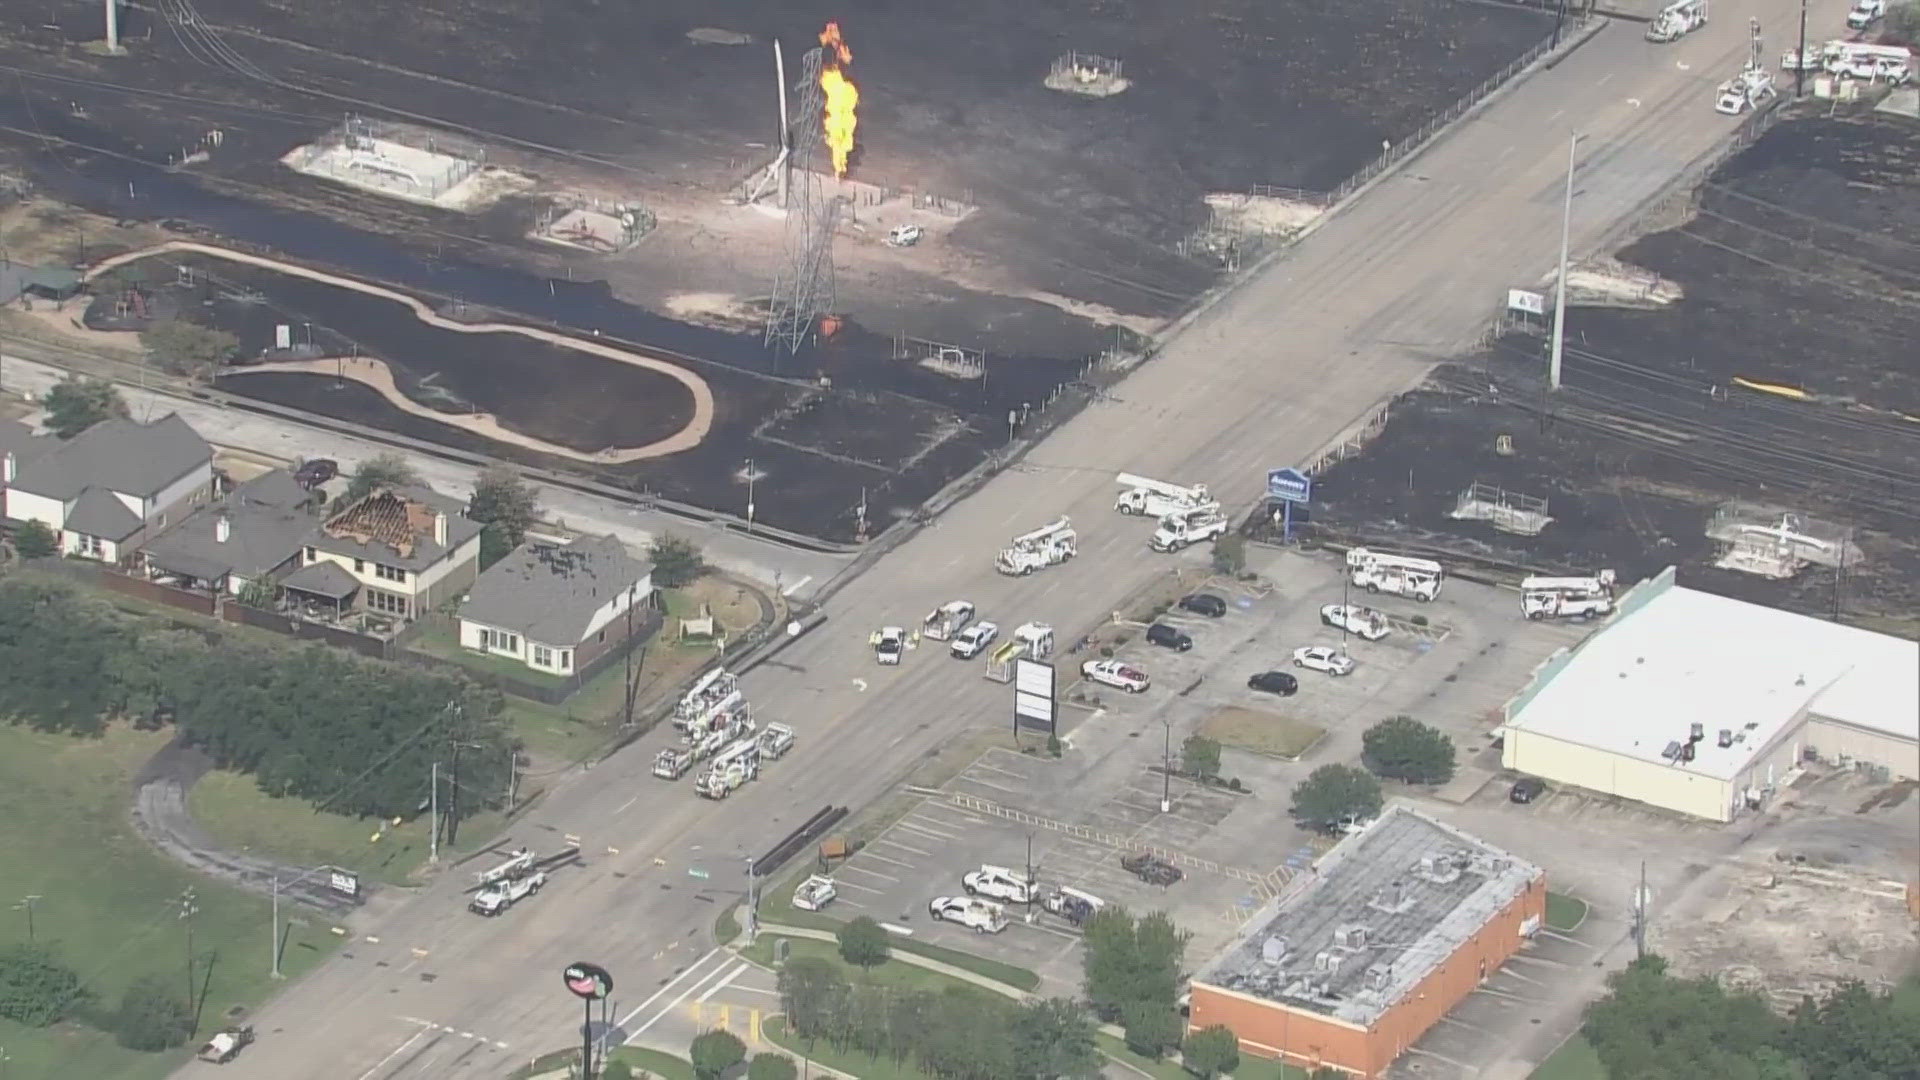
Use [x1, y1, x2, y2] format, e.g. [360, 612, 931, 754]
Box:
[1182, 1025, 1241, 1079]
[1361, 715, 1456, 785]
[466, 466, 539, 561]
[746, 1053, 797, 1080]
[42, 373, 128, 438]
[1310, 1070, 1349, 1080]
[1121, 999, 1183, 1058]
[343, 452, 419, 504]
[0, 944, 88, 1026]
[479, 524, 515, 571]
[650, 532, 707, 588]
[690, 1028, 747, 1080]
[1290, 763, 1383, 829]
[776, 956, 849, 1040]
[1181, 734, 1221, 781]
[12, 519, 58, 559]
[140, 317, 239, 378]
[1887, 0, 1920, 43]
[601, 1061, 635, 1080]
[110, 974, 195, 1051]
[236, 576, 280, 610]
[1083, 907, 1190, 1023]
[1010, 998, 1101, 1079]
[1211, 532, 1247, 575]
[837, 916, 890, 970]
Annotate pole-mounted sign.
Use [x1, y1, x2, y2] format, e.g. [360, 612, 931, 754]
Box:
[1266, 468, 1313, 543]
[564, 961, 614, 1077]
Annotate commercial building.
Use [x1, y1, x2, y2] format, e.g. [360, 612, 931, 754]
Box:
[1501, 568, 1918, 822]
[1188, 806, 1545, 1078]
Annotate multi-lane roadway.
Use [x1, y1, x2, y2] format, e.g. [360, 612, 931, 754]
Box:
[180, 9, 1838, 1077]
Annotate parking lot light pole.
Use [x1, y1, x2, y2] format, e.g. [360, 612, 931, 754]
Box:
[1025, 833, 1036, 923]
[1160, 718, 1173, 813]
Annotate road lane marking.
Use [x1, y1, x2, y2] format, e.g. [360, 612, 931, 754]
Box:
[970, 761, 1027, 780]
[354, 1028, 430, 1080]
[617, 795, 640, 813]
[698, 962, 749, 1003]
[607, 947, 723, 1041]
[626, 955, 741, 1042]
[782, 575, 812, 596]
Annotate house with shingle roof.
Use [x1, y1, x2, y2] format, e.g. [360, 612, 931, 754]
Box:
[287, 484, 482, 621]
[458, 535, 653, 675]
[2, 413, 214, 562]
[141, 469, 321, 595]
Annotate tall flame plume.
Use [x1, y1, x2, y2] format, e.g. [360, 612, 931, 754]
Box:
[818, 21, 858, 178]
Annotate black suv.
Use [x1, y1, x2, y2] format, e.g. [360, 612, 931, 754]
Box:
[1510, 777, 1547, 804]
[1177, 593, 1227, 618]
[1247, 671, 1299, 696]
[1146, 623, 1193, 651]
[294, 458, 339, 489]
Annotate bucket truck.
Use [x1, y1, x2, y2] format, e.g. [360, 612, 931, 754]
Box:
[1715, 19, 1777, 114]
[694, 736, 761, 799]
[1847, 0, 1884, 30]
[1646, 0, 1707, 42]
[995, 517, 1076, 576]
[1521, 571, 1617, 621]
[1150, 507, 1229, 552]
[470, 869, 546, 915]
[1114, 473, 1216, 517]
[1346, 548, 1445, 601]
[673, 669, 741, 733]
[921, 600, 976, 641]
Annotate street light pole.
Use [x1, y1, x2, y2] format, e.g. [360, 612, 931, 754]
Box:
[1160, 718, 1173, 813]
[15, 896, 39, 943]
[1796, 0, 1808, 97]
[1025, 833, 1036, 923]
[1549, 132, 1581, 391]
[745, 459, 756, 533]
[744, 856, 759, 944]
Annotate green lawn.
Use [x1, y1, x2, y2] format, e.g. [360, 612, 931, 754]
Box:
[1095, 1032, 1190, 1080]
[406, 618, 575, 689]
[0, 723, 339, 1080]
[187, 765, 506, 887]
[1545, 892, 1589, 932]
[1530, 1034, 1606, 1080]
[741, 936, 993, 999]
[508, 1045, 695, 1080]
[762, 1015, 930, 1080]
[754, 874, 1039, 992]
[1199, 706, 1326, 760]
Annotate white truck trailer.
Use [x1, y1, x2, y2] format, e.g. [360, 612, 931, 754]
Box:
[1114, 473, 1216, 518]
[1346, 548, 1445, 602]
[995, 518, 1077, 575]
[1149, 507, 1229, 552]
[1521, 571, 1617, 621]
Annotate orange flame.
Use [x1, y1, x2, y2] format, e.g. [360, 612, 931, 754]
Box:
[818, 22, 858, 178]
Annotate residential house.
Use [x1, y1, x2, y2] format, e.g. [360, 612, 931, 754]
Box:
[2, 414, 214, 562]
[141, 469, 320, 596]
[457, 535, 654, 676]
[284, 485, 482, 621]
[0, 418, 53, 500]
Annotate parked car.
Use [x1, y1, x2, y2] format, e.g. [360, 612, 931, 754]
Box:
[1510, 777, 1547, 804]
[1120, 852, 1183, 886]
[871, 626, 906, 665]
[950, 621, 1000, 659]
[1247, 670, 1299, 696]
[1292, 645, 1356, 676]
[1042, 886, 1105, 927]
[1177, 593, 1228, 618]
[293, 458, 338, 489]
[1082, 659, 1150, 693]
[1319, 603, 1390, 641]
[1146, 623, 1193, 651]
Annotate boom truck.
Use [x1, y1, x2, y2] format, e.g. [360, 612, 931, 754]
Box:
[695, 736, 761, 799]
[921, 600, 976, 641]
[1346, 548, 1445, 601]
[1646, 0, 1707, 41]
[1521, 571, 1617, 621]
[1114, 473, 1216, 518]
[995, 518, 1076, 575]
[468, 847, 555, 916]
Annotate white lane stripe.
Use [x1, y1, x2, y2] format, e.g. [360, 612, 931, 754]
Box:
[698, 962, 749, 1003]
[626, 957, 740, 1042]
[607, 947, 724, 1035]
[354, 1028, 430, 1080]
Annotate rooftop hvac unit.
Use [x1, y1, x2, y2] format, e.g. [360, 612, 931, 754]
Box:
[1370, 881, 1413, 913]
[1335, 925, 1369, 951]
[1364, 963, 1393, 991]
[1718, 729, 1735, 748]
[1419, 853, 1462, 884]
[1260, 935, 1290, 963]
[1689, 722, 1705, 742]
[1314, 950, 1344, 974]
[1681, 742, 1697, 763]
[1662, 740, 1684, 761]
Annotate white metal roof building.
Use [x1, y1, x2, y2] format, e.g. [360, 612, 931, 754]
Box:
[1501, 568, 1919, 822]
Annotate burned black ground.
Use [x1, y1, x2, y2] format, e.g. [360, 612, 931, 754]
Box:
[1286, 110, 1920, 630]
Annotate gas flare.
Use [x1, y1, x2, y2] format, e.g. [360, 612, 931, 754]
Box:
[818, 21, 858, 178]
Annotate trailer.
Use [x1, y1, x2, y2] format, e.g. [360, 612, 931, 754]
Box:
[470, 869, 546, 915]
[694, 737, 761, 799]
[921, 600, 976, 641]
[984, 623, 1054, 683]
[1150, 507, 1229, 552]
[994, 517, 1077, 576]
[1521, 571, 1617, 621]
[1346, 548, 1444, 602]
[1647, 0, 1707, 41]
[1114, 473, 1216, 518]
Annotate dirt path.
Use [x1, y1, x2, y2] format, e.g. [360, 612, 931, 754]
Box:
[130, 735, 369, 918]
[84, 240, 716, 461]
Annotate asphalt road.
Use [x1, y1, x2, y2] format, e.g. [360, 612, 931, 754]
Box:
[173, 10, 1844, 1078]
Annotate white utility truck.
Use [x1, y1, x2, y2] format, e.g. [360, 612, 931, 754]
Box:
[1646, 0, 1707, 41]
[963, 865, 1041, 904]
[694, 737, 761, 799]
[1847, 0, 1884, 29]
[470, 869, 546, 915]
[197, 1027, 256, 1064]
[1150, 507, 1229, 552]
[1521, 571, 1617, 621]
[1114, 473, 1216, 518]
[653, 746, 696, 780]
[921, 600, 976, 641]
[673, 669, 743, 734]
[870, 626, 907, 665]
[793, 875, 838, 911]
[995, 518, 1077, 575]
[1826, 42, 1913, 81]
[476, 848, 535, 887]
[1716, 18, 1778, 115]
[1346, 548, 1445, 601]
[757, 722, 797, 759]
[929, 895, 1008, 933]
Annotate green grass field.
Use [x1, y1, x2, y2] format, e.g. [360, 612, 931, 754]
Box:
[753, 875, 1040, 991]
[763, 1015, 930, 1080]
[1545, 892, 1589, 932]
[0, 723, 339, 1080]
[1530, 1034, 1606, 1080]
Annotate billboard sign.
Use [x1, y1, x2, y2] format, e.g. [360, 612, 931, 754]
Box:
[327, 869, 360, 898]
[1013, 659, 1056, 735]
[563, 962, 614, 1000]
[1267, 468, 1312, 504]
[1507, 289, 1547, 316]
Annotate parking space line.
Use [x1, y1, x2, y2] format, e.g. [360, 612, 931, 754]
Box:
[858, 850, 917, 870]
[873, 836, 932, 857]
[899, 816, 960, 838]
[955, 776, 1022, 795]
[836, 879, 887, 894]
[841, 864, 900, 883]
[969, 760, 1029, 780]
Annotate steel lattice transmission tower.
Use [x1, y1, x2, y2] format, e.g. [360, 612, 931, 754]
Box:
[765, 45, 839, 356]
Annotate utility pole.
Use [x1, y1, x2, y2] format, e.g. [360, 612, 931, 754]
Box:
[745, 458, 756, 533]
[15, 896, 40, 942]
[623, 583, 639, 727]
[1549, 133, 1581, 391]
[1159, 718, 1173, 813]
[444, 704, 465, 848]
[429, 761, 440, 863]
[1633, 861, 1648, 961]
[1025, 834, 1036, 923]
[1551, 0, 1569, 49]
[1796, 0, 1809, 98]
[744, 856, 759, 945]
[104, 0, 119, 54]
[505, 745, 518, 811]
[178, 888, 199, 1025]
[270, 875, 281, 979]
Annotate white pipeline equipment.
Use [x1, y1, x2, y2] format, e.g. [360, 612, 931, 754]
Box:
[1114, 473, 1216, 517]
[1346, 547, 1445, 602]
[995, 517, 1077, 576]
[1521, 570, 1617, 621]
[1647, 0, 1707, 41]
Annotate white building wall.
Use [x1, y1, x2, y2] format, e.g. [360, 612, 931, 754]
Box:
[576, 572, 653, 643]
[143, 464, 213, 522]
[1804, 718, 1918, 779]
[307, 549, 424, 599]
[5, 488, 66, 530]
[1505, 729, 1740, 822]
[415, 535, 480, 594]
[458, 618, 528, 662]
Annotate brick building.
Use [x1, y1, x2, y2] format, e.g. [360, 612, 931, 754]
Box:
[1188, 806, 1545, 1078]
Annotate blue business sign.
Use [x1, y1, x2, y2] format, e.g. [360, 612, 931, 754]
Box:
[1267, 468, 1312, 504]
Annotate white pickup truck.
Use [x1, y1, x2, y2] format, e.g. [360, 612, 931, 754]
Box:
[470, 871, 546, 916]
